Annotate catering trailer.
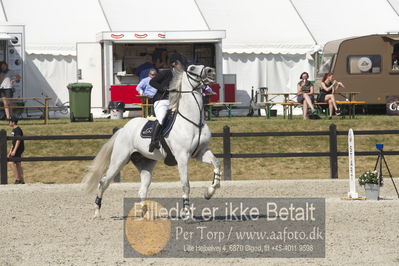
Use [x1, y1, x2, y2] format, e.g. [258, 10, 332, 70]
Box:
[0, 25, 25, 98]
[77, 30, 226, 116]
[318, 33, 399, 110]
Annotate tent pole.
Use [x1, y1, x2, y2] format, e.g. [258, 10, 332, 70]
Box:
[289, 0, 318, 45]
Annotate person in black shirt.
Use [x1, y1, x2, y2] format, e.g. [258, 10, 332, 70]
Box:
[148, 53, 188, 152]
[318, 72, 345, 119]
[8, 116, 25, 184]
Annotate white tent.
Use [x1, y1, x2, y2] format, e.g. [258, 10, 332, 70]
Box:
[292, 0, 399, 45]
[388, 0, 399, 15]
[100, 0, 210, 31]
[1, 0, 399, 116]
[196, 0, 318, 110]
[197, 0, 399, 112]
[1, 0, 109, 110]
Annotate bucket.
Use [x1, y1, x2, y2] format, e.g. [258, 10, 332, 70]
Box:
[110, 109, 123, 119]
[108, 101, 125, 120]
[364, 183, 380, 200]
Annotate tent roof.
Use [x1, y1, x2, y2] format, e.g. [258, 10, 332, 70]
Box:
[1, 0, 399, 55]
[388, 0, 399, 17]
[196, 0, 318, 54]
[1, 0, 110, 55]
[291, 0, 399, 45]
[100, 0, 210, 31]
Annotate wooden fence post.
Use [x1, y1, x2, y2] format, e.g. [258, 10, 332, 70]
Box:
[329, 124, 338, 179]
[44, 98, 49, 125]
[223, 125, 232, 180]
[0, 129, 8, 184]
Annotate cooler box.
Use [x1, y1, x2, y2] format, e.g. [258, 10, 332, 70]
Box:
[206, 83, 236, 102]
[209, 84, 220, 102]
[224, 84, 236, 102]
[110, 85, 141, 104]
[223, 74, 236, 102]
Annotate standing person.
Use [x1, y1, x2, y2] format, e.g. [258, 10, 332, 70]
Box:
[0, 62, 20, 119]
[8, 116, 25, 184]
[135, 55, 155, 81]
[202, 85, 216, 114]
[318, 72, 345, 119]
[136, 69, 158, 104]
[297, 72, 316, 120]
[154, 49, 169, 69]
[148, 53, 188, 152]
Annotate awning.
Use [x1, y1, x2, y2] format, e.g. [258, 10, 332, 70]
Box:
[96, 30, 225, 43]
[0, 32, 15, 40]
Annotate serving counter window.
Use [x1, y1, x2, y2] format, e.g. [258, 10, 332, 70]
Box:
[347, 54, 381, 74]
[392, 43, 399, 70]
[112, 43, 215, 85]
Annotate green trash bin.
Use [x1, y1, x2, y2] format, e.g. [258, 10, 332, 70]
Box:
[67, 82, 93, 122]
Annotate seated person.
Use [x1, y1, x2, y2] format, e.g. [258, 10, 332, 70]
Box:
[136, 69, 157, 104]
[318, 72, 345, 119]
[297, 72, 315, 120]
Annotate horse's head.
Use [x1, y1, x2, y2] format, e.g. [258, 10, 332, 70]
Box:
[186, 65, 216, 87]
[168, 64, 216, 109]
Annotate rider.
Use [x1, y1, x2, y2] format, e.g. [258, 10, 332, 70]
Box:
[148, 53, 188, 152]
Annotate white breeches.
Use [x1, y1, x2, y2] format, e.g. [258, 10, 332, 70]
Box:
[154, 99, 169, 125]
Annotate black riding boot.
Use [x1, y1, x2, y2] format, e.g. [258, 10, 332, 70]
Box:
[149, 120, 162, 152]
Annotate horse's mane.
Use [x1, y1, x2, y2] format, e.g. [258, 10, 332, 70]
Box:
[168, 64, 184, 110]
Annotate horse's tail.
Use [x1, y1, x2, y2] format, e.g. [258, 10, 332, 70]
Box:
[82, 129, 121, 193]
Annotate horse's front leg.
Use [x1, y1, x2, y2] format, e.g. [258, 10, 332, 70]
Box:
[177, 154, 191, 216]
[197, 149, 222, 199]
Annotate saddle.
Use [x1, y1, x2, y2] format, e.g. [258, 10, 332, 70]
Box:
[140, 111, 177, 138]
[140, 110, 178, 166]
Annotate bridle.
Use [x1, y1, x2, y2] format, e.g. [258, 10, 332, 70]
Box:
[169, 65, 215, 156]
[186, 66, 215, 90]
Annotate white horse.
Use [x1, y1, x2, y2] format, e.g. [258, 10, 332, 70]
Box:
[82, 64, 222, 218]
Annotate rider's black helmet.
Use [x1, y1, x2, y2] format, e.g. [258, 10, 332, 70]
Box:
[169, 53, 188, 69]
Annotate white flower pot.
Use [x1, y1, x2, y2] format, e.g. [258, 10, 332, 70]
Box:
[364, 183, 380, 200]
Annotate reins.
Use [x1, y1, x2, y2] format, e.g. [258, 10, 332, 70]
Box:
[169, 66, 211, 156]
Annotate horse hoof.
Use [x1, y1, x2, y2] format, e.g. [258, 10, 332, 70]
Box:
[93, 209, 102, 219]
[204, 186, 215, 200]
[181, 208, 192, 220]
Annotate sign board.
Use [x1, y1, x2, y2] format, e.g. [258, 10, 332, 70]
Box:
[386, 96, 399, 115]
[97, 31, 225, 42]
[348, 129, 359, 199]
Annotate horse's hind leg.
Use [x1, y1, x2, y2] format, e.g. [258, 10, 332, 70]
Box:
[131, 153, 157, 203]
[130, 153, 157, 218]
[94, 151, 130, 218]
[197, 149, 222, 199]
